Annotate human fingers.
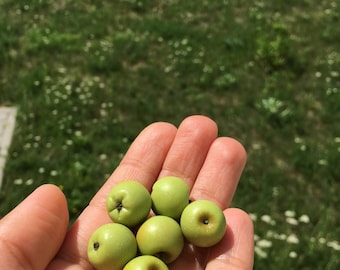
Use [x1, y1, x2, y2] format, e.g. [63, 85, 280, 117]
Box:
[158, 115, 218, 188]
[91, 122, 177, 205]
[190, 137, 247, 209]
[206, 208, 254, 270]
[48, 121, 177, 269]
[0, 184, 69, 270]
[161, 128, 247, 270]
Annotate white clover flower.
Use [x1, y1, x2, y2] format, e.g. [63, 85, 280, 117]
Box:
[327, 241, 340, 251]
[13, 179, 23, 185]
[315, 72, 322, 77]
[261, 214, 276, 225]
[277, 233, 287, 241]
[284, 210, 296, 217]
[66, 140, 73, 146]
[289, 251, 297, 258]
[287, 234, 299, 244]
[99, 154, 107, 161]
[266, 230, 275, 238]
[24, 143, 31, 149]
[50, 170, 58, 176]
[74, 130, 82, 137]
[254, 246, 268, 259]
[299, 214, 310, 223]
[286, 217, 299, 226]
[65, 84, 72, 91]
[319, 237, 326, 244]
[272, 186, 279, 197]
[252, 143, 261, 150]
[100, 109, 107, 117]
[249, 213, 257, 221]
[330, 71, 339, 77]
[58, 67, 66, 73]
[257, 239, 273, 248]
[318, 159, 328, 166]
[294, 137, 302, 143]
[25, 179, 34, 185]
[164, 66, 172, 73]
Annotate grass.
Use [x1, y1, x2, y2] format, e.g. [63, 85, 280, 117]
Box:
[0, 0, 339, 268]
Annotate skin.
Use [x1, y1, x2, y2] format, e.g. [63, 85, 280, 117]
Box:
[0, 115, 254, 270]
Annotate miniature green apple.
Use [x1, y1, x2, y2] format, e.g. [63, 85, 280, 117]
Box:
[122, 255, 169, 270]
[87, 223, 137, 270]
[151, 176, 190, 219]
[106, 180, 152, 227]
[136, 215, 184, 264]
[180, 200, 226, 247]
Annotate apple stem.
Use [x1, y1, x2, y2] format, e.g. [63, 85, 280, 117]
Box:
[203, 219, 209, 225]
[116, 202, 123, 212]
[93, 242, 100, 251]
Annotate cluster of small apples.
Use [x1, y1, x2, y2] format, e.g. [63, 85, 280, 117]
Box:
[87, 176, 227, 270]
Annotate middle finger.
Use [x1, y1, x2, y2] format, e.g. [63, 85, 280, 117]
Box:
[158, 115, 218, 189]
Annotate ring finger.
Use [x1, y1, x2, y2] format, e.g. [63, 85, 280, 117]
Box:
[190, 137, 247, 209]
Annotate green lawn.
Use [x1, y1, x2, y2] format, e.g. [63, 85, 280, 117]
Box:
[0, 0, 339, 269]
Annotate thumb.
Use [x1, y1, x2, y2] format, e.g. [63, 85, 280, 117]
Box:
[0, 184, 69, 270]
[206, 208, 254, 270]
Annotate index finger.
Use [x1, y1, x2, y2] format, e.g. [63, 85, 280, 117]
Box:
[48, 121, 177, 269]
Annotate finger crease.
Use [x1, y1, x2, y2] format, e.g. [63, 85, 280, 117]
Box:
[0, 234, 34, 270]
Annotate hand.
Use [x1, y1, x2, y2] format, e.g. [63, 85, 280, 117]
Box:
[0, 115, 254, 270]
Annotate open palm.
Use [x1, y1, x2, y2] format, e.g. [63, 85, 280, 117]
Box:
[0, 115, 254, 270]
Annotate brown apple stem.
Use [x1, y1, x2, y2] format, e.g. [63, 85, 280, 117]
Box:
[93, 242, 100, 251]
[116, 202, 123, 212]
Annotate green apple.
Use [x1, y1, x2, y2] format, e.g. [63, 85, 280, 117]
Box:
[151, 176, 190, 219]
[180, 200, 226, 247]
[136, 215, 184, 264]
[122, 255, 169, 270]
[106, 180, 152, 227]
[87, 223, 137, 270]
